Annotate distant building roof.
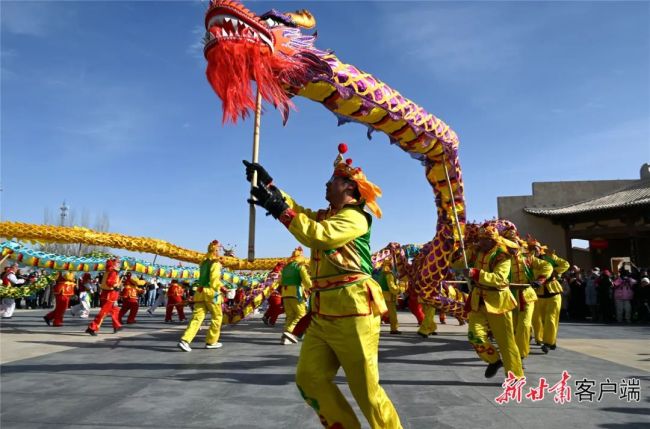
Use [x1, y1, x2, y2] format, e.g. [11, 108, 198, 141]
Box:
[524, 179, 650, 217]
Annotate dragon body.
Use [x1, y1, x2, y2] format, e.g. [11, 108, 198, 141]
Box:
[0, 1, 474, 320]
[0, 222, 284, 270]
[203, 1, 466, 304]
[0, 233, 281, 324]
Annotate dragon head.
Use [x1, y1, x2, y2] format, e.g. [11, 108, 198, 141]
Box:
[203, 0, 329, 123]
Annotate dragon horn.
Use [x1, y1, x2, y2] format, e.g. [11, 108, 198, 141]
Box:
[286, 10, 316, 29]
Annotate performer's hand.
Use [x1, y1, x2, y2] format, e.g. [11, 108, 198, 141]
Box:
[530, 281, 543, 289]
[248, 185, 289, 219]
[243, 160, 273, 186]
[462, 268, 479, 281]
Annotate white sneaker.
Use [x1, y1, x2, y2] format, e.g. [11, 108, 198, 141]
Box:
[177, 340, 192, 352]
[205, 342, 223, 349]
[282, 332, 299, 344]
[281, 337, 292, 345]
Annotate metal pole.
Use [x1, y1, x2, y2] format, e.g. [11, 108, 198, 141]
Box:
[442, 152, 468, 270]
[248, 88, 263, 262]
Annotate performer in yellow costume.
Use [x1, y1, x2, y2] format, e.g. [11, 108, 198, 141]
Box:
[504, 235, 553, 361]
[527, 237, 570, 354]
[280, 246, 312, 345]
[453, 225, 523, 378]
[374, 259, 401, 334]
[177, 240, 225, 352]
[416, 297, 438, 339]
[244, 143, 402, 429]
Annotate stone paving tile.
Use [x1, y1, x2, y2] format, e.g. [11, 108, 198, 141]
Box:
[1, 310, 648, 428]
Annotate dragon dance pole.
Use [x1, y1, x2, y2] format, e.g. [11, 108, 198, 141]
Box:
[0, 254, 10, 266]
[247, 87, 263, 262]
[442, 152, 468, 270]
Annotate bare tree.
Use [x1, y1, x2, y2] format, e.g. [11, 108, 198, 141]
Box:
[39, 204, 111, 256]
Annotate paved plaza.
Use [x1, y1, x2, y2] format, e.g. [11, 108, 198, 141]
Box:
[1, 309, 648, 428]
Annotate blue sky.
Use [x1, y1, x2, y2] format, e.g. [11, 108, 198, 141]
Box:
[2, 0, 649, 265]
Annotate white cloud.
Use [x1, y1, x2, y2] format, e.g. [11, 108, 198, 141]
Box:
[187, 25, 206, 63]
[1, 1, 61, 37]
[49, 82, 157, 156]
[379, 4, 540, 81]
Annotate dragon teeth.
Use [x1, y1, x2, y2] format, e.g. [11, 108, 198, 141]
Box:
[258, 32, 273, 49]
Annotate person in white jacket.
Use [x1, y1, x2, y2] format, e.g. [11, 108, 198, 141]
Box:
[1, 264, 26, 318]
[71, 273, 94, 318]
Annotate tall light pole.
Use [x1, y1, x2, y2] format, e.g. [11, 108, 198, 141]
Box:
[59, 201, 69, 226]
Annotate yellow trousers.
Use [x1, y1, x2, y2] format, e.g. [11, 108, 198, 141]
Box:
[383, 292, 399, 332]
[283, 297, 307, 333]
[181, 301, 223, 345]
[417, 303, 437, 336]
[532, 294, 561, 346]
[512, 301, 535, 359]
[468, 307, 523, 378]
[295, 314, 402, 429]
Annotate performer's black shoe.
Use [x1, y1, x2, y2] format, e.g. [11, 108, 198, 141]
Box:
[484, 360, 503, 378]
[417, 332, 428, 339]
[85, 328, 97, 336]
[549, 344, 556, 350]
[43, 316, 51, 326]
[390, 330, 402, 335]
[541, 344, 549, 354]
[113, 327, 123, 334]
[430, 331, 438, 336]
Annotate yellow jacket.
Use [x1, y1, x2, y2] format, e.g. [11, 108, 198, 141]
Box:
[194, 259, 223, 305]
[510, 253, 553, 303]
[452, 247, 515, 314]
[537, 253, 569, 296]
[376, 268, 400, 303]
[121, 277, 146, 300]
[281, 191, 386, 317]
[280, 260, 312, 301]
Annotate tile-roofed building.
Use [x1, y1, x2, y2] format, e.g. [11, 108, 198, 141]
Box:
[524, 178, 650, 217]
[497, 164, 650, 270]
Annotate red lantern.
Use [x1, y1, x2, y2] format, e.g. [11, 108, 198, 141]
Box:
[589, 239, 608, 249]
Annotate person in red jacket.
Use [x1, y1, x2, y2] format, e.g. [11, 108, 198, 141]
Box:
[407, 281, 424, 325]
[43, 271, 76, 327]
[263, 289, 284, 326]
[234, 287, 245, 305]
[119, 272, 146, 324]
[86, 259, 123, 336]
[165, 279, 186, 322]
[262, 262, 285, 326]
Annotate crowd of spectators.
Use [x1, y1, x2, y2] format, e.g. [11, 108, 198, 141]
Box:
[1, 266, 249, 319]
[561, 264, 650, 323]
